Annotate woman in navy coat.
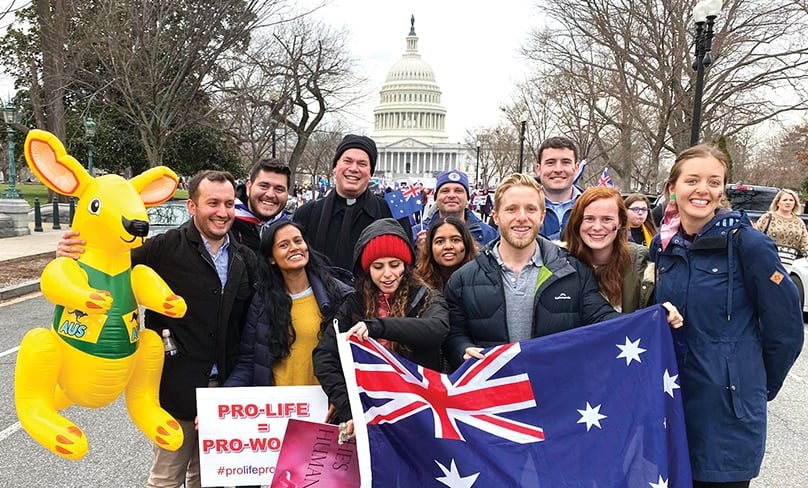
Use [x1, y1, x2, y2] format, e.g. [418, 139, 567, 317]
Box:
[651, 144, 804, 487]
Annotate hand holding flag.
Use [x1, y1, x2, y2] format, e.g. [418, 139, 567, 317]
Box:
[337, 306, 691, 487]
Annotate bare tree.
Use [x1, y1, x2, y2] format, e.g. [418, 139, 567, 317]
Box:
[521, 0, 808, 191]
[74, 0, 286, 167]
[218, 15, 367, 181]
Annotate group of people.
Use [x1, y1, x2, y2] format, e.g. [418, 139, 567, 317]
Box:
[57, 134, 803, 488]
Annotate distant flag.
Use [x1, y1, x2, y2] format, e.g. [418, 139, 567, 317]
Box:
[599, 167, 615, 187]
[384, 188, 422, 219]
[402, 184, 420, 200]
[572, 158, 588, 186]
[337, 306, 692, 487]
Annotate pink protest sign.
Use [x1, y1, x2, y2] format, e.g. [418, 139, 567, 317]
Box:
[271, 419, 359, 487]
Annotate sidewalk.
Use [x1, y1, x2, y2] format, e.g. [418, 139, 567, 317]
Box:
[0, 223, 64, 262]
[0, 223, 64, 300]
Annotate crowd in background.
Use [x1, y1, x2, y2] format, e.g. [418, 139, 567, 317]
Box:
[56, 134, 804, 488]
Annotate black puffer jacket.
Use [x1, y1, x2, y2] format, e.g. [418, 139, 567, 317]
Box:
[443, 236, 618, 370]
[313, 218, 449, 422]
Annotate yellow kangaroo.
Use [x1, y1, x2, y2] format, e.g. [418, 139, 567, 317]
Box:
[14, 129, 187, 460]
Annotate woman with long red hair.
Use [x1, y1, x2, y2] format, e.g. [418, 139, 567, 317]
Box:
[563, 187, 653, 312]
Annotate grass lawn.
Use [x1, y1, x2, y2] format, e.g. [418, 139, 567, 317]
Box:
[0, 182, 188, 207]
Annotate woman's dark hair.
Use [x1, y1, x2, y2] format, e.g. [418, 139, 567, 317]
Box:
[356, 247, 430, 357]
[415, 216, 477, 290]
[257, 220, 343, 365]
[624, 193, 658, 235]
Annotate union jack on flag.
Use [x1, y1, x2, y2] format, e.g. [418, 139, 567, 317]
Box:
[402, 184, 421, 200]
[337, 306, 692, 487]
[352, 337, 544, 443]
[599, 167, 615, 187]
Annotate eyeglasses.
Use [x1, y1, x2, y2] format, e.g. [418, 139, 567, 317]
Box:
[628, 207, 649, 214]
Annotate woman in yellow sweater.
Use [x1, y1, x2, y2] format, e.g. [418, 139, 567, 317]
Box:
[224, 220, 352, 388]
[753, 188, 808, 271]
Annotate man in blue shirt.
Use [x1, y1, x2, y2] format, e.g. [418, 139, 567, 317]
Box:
[535, 136, 582, 240]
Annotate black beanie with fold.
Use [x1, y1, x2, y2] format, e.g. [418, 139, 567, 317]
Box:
[332, 134, 378, 175]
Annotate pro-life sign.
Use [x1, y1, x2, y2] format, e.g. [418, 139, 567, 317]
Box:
[196, 386, 329, 487]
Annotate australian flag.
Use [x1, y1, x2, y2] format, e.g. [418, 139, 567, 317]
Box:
[599, 167, 615, 187]
[384, 188, 422, 219]
[337, 306, 691, 487]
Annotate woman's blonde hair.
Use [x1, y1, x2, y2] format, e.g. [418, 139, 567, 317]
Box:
[494, 173, 545, 212]
[770, 188, 803, 215]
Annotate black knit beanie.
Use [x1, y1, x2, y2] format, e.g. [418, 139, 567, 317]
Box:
[332, 134, 378, 175]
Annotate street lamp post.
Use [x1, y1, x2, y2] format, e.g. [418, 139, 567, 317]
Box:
[475, 141, 481, 187]
[690, 0, 721, 146]
[518, 113, 528, 173]
[2, 100, 22, 199]
[84, 116, 97, 176]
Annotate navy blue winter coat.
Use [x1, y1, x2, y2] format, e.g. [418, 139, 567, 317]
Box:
[223, 273, 352, 387]
[650, 209, 803, 482]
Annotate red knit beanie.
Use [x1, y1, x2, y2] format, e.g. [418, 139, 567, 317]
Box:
[360, 234, 413, 271]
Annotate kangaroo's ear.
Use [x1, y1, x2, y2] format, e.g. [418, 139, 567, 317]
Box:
[24, 129, 91, 197]
[131, 167, 179, 207]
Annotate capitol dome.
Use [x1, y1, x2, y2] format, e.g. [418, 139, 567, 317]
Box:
[373, 16, 448, 144]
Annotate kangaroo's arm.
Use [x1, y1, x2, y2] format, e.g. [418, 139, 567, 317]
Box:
[131, 265, 187, 318]
[40, 257, 113, 313]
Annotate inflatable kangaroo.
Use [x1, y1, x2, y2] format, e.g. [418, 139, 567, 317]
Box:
[14, 129, 187, 460]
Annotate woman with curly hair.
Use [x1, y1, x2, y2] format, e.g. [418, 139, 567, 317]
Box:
[564, 187, 654, 312]
[415, 216, 478, 290]
[224, 220, 352, 388]
[313, 218, 449, 435]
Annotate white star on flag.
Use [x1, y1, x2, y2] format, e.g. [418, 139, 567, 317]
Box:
[649, 475, 669, 488]
[616, 336, 647, 365]
[663, 369, 680, 398]
[435, 458, 479, 487]
[577, 402, 607, 431]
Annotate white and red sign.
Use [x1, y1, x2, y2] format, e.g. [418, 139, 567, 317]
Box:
[196, 386, 329, 487]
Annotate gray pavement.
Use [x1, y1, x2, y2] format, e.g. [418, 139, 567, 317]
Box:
[0, 222, 65, 262]
[0, 222, 65, 300]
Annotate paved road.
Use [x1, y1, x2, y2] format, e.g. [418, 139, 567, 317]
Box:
[1, 293, 806, 486]
[0, 294, 150, 488]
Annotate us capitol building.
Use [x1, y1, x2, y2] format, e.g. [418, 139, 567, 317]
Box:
[371, 16, 467, 183]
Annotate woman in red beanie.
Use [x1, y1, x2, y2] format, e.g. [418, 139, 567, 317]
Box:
[313, 218, 449, 436]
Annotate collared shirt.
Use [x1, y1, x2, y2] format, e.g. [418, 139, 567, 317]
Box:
[492, 242, 544, 343]
[545, 186, 582, 236]
[201, 233, 230, 379]
[202, 233, 230, 290]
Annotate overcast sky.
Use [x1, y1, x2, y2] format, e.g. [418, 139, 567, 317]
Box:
[316, 0, 540, 141]
[0, 0, 540, 142]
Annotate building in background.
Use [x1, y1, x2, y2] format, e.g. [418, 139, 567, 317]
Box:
[372, 16, 469, 186]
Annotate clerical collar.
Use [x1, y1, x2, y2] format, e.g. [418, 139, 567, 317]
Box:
[346, 198, 357, 206]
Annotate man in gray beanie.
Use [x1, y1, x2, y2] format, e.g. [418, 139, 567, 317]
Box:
[294, 134, 406, 272]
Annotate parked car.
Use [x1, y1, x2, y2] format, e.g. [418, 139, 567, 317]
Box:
[147, 200, 189, 238]
[724, 184, 779, 223]
[790, 257, 808, 321]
